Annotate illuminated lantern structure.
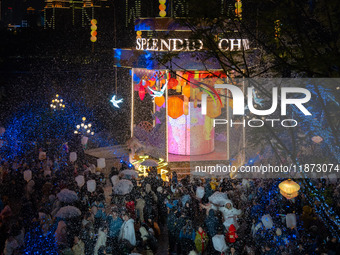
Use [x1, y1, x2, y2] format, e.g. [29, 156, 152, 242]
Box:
[279, 179, 300, 199]
[168, 96, 184, 119]
[114, 13, 247, 179]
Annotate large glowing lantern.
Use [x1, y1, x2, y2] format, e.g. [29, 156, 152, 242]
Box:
[168, 96, 184, 119]
[155, 96, 165, 107]
[279, 179, 300, 199]
[168, 78, 178, 89]
[182, 84, 190, 98]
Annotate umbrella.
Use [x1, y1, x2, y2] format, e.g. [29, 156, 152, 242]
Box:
[55, 206, 81, 219]
[208, 192, 229, 206]
[57, 189, 78, 203]
[113, 179, 133, 195]
[140, 159, 158, 167]
[120, 170, 139, 179]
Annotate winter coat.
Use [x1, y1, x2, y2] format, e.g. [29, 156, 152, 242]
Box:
[107, 215, 123, 238]
[136, 198, 145, 222]
[119, 218, 136, 246]
[194, 230, 209, 253]
[72, 240, 85, 255]
[167, 211, 177, 236]
[226, 224, 238, 243]
[219, 201, 241, 229]
[94, 229, 107, 255]
[205, 209, 220, 238]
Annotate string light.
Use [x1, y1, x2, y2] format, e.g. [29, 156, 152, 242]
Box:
[50, 94, 66, 110]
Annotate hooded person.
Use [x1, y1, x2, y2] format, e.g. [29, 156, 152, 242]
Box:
[205, 209, 220, 238]
[219, 200, 241, 230]
[194, 226, 209, 254]
[119, 212, 136, 247]
[226, 224, 238, 243]
[94, 227, 107, 255]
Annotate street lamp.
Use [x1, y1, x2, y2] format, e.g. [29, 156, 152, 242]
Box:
[74, 117, 94, 135]
[50, 94, 66, 111]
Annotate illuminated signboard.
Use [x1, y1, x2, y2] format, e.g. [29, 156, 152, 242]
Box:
[136, 38, 250, 52]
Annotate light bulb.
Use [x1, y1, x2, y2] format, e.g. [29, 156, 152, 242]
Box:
[60, 99, 63, 102]
[76, 125, 80, 129]
[59, 103, 62, 106]
[87, 130, 90, 133]
[91, 132, 94, 135]
[52, 100, 55, 103]
[88, 124, 92, 127]
[84, 125, 88, 129]
[56, 94, 59, 97]
[74, 131, 78, 134]
[82, 117, 86, 121]
[81, 123, 84, 127]
[50, 104, 53, 107]
[63, 105, 65, 108]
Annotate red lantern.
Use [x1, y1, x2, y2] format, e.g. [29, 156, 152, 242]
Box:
[139, 86, 145, 101]
[168, 96, 184, 119]
[168, 78, 178, 89]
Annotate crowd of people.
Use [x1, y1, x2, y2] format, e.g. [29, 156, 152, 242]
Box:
[0, 150, 339, 255]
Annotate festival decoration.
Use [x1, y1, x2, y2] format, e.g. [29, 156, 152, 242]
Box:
[159, 0, 167, 17]
[148, 82, 167, 98]
[139, 85, 146, 101]
[235, 0, 242, 19]
[81, 136, 88, 145]
[168, 96, 184, 119]
[74, 117, 94, 135]
[97, 158, 106, 169]
[279, 179, 300, 199]
[286, 213, 297, 229]
[168, 78, 178, 89]
[50, 94, 65, 110]
[69, 152, 77, 162]
[75, 175, 85, 188]
[87, 180, 96, 193]
[110, 95, 123, 108]
[155, 95, 165, 107]
[23, 170, 32, 182]
[182, 84, 191, 98]
[90, 19, 97, 42]
[261, 214, 274, 229]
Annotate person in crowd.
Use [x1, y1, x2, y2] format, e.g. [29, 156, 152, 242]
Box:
[72, 235, 85, 255]
[119, 212, 136, 251]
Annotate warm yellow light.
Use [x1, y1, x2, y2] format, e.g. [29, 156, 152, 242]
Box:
[88, 124, 92, 127]
[84, 125, 88, 129]
[76, 125, 80, 129]
[91, 132, 94, 135]
[62, 105, 65, 108]
[87, 130, 90, 133]
[74, 131, 78, 134]
[81, 123, 84, 127]
[50, 104, 53, 107]
[82, 117, 86, 121]
[52, 100, 55, 103]
[56, 94, 59, 97]
[60, 99, 63, 102]
[279, 179, 300, 199]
